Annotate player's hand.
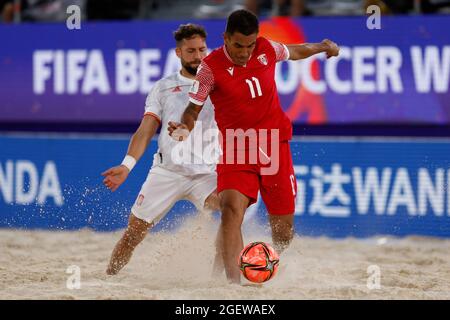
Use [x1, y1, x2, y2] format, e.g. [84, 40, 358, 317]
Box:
[322, 39, 339, 59]
[101, 165, 129, 192]
[168, 121, 190, 141]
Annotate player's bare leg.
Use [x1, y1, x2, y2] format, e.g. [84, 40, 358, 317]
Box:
[219, 189, 250, 284]
[269, 214, 294, 254]
[106, 214, 153, 275]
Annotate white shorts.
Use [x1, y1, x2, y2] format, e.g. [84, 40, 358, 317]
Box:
[131, 166, 217, 225]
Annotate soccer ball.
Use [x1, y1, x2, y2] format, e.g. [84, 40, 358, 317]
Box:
[238, 242, 280, 283]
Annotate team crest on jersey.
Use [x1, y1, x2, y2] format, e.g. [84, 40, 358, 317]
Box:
[137, 194, 144, 206]
[257, 54, 268, 66]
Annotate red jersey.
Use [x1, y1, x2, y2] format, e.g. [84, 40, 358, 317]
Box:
[189, 37, 292, 148]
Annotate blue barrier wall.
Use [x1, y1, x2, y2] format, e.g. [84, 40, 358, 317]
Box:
[0, 134, 449, 237]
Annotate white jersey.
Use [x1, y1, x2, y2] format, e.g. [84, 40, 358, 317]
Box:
[144, 71, 219, 176]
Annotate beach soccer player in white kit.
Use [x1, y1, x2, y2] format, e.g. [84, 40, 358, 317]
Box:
[102, 24, 220, 275]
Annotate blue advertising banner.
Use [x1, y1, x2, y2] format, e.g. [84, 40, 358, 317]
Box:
[0, 15, 449, 124]
[1, 134, 449, 238]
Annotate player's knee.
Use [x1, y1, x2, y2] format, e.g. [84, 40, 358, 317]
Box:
[220, 200, 243, 219]
[220, 198, 233, 213]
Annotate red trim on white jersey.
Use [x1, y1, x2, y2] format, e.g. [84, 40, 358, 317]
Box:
[143, 112, 161, 124]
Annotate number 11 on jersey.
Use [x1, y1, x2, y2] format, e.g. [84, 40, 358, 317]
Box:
[245, 77, 262, 99]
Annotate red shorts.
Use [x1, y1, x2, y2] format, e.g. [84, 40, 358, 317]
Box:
[217, 141, 297, 215]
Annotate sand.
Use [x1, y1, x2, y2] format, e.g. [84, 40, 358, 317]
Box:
[1, 215, 450, 300]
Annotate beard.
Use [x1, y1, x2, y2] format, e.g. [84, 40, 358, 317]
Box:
[181, 59, 201, 76]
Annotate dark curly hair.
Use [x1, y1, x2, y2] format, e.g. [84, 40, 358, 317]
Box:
[173, 24, 207, 46]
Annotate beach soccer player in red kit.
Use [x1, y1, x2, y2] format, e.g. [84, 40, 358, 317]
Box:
[169, 9, 339, 284]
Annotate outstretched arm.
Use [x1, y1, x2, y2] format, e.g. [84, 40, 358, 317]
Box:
[102, 115, 159, 191]
[287, 39, 339, 60]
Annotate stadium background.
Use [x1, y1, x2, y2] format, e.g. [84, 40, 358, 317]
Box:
[1, 0, 450, 239]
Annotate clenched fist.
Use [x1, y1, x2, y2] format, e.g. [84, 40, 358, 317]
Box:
[322, 39, 339, 59]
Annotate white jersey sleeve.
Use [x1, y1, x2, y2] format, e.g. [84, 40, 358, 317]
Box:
[144, 82, 162, 124]
[269, 40, 290, 62]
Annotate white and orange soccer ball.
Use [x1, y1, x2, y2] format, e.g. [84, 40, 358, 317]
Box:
[238, 242, 280, 283]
